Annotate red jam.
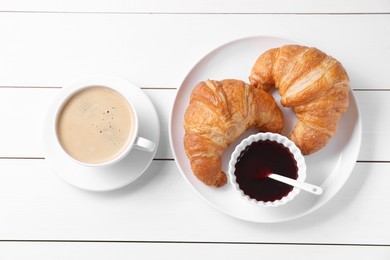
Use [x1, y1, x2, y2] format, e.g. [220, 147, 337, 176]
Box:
[234, 139, 298, 202]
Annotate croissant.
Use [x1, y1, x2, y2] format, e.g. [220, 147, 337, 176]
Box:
[249, 45, 350, 155]
[184, 79, 284, 187]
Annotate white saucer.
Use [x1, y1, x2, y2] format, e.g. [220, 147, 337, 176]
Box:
[43, 77, 160, 192]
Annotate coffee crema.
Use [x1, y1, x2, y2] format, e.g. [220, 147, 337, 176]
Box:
[56, 86, 134, 164]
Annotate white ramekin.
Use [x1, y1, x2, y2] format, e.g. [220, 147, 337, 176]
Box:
[228, 132, 306, 207]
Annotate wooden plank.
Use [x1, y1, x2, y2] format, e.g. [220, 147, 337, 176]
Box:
[0, 242, 389, 260]
[354, 90, 390, 161]
[0, 13, 389, 89]
[0, 159, 389, 245]
[0, 0, 389, 13]
[0, 88, 172, 159]
[0, 88, 386, 161]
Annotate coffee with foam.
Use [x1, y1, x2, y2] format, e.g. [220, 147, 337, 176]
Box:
[56, 86, 135, 164]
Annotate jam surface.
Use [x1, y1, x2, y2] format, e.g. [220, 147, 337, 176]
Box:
[234, 139, 298, 202]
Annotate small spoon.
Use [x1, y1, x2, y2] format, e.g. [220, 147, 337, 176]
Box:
[266, 173, 323, 195]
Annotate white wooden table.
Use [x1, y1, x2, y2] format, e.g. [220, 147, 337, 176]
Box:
[0, 0, 390, 258]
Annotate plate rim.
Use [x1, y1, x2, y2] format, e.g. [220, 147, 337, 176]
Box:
[169, 35, 362, 223]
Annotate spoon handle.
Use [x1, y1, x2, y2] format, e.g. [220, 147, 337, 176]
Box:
[268, 173, 323, 195]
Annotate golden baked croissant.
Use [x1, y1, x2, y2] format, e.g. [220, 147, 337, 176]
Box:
[184, 79, 284, 187]
[249, 45, 350, 155]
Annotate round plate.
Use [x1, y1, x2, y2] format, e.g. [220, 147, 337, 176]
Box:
[43, 77, 160, 192]
[169, 36, 362, 223]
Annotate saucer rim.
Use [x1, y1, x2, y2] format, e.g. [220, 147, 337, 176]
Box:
[43, 76, 160, 192]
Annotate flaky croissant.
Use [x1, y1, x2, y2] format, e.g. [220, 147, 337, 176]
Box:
[249, 45, 350, 155]
[184, 79, 284, 187]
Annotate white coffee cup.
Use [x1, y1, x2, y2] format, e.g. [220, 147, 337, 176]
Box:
[54, 76, 155, 167]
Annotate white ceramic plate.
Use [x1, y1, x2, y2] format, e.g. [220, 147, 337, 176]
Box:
[169, 36, 362, 223]
[43, 76, 160, 192]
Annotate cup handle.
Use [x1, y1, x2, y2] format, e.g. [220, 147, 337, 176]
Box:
[134, 137, 156, 152]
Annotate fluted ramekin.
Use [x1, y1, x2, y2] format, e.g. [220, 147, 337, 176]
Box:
[228, 132, 306, 207]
